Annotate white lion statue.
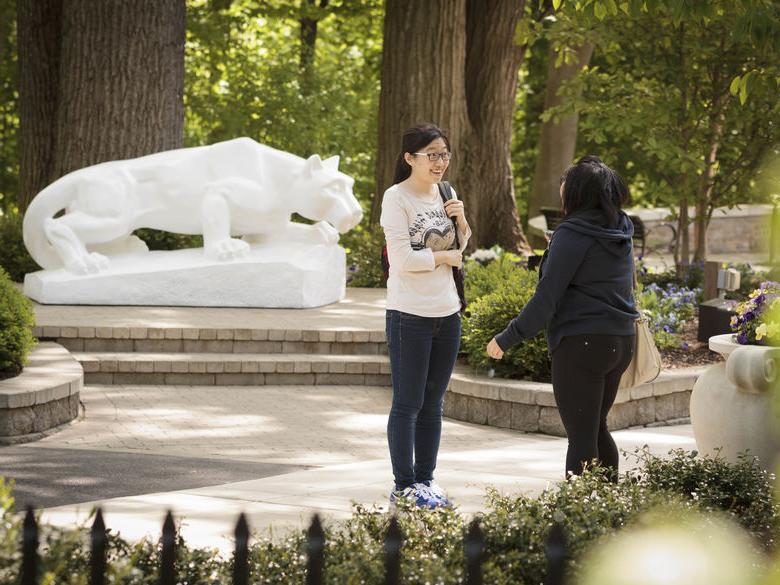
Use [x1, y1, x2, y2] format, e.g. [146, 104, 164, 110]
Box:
[22, 138, 364, 308]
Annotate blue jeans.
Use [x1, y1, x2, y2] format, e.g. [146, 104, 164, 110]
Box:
[385, 309, 461, 490]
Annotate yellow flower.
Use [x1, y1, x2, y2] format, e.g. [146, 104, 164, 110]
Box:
[768, 322, 779, 338]
[755, 323, 768, 340]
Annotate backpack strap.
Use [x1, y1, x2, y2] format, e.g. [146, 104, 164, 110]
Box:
[437, 181, 460, 250]
[437, 181, 453, 202]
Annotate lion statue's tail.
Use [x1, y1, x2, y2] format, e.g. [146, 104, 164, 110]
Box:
[22, 172, 81, 270]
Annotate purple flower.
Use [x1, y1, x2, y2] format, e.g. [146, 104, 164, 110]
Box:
[682, 342, 690, 350]
[736, 332, 749, 344]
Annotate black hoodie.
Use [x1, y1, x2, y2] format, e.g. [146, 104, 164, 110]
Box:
[495, 209, 639, 354]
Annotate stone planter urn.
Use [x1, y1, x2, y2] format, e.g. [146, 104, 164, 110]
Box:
[690, 333, 780, 468]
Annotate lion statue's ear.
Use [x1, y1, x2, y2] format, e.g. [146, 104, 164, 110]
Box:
[303, 154, 324, 178]
[322, 155, 339, 170]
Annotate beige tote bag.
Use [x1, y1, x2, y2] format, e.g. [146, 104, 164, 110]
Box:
[618, 260, 662, 390]
[618, 315, 662, 390]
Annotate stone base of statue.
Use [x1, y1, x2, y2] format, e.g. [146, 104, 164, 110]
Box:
[24, 243, 347, 308]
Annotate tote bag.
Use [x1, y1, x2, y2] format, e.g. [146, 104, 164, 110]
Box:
[618, 315, 662, 390]
[618, 262, 662, 390]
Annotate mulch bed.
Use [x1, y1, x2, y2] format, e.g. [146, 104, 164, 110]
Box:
[660, 318, 724, 369]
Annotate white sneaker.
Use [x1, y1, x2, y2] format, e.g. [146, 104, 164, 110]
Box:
[389, 484, 443, 509]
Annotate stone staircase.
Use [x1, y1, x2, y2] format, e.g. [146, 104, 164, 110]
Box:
[33, 325, 390, 386]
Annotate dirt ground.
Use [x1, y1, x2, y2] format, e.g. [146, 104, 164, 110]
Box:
[661, 317, 724, 369]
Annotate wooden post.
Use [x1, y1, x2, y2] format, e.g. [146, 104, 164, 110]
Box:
[703, 261, 720, 300]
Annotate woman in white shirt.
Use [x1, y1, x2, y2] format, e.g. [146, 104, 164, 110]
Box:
[380, 123, 471, 508]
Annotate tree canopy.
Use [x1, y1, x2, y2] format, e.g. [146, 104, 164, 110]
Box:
[0, 0, 777, 265]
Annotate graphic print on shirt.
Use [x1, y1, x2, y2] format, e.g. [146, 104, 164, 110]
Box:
[408, 208, 456, 252]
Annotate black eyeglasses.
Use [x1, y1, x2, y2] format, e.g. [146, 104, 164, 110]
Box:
[413, 152, 453, 162]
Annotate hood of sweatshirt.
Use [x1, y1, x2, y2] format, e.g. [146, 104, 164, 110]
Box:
[557, 209, 634, 257]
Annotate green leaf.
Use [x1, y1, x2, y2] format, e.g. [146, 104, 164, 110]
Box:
[553, 0, 562, 10]
[729, 75, 741, 96]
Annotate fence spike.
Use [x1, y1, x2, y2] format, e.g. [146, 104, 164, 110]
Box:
[464, 518, 484, 585]
[544, 522, 568, 585]
[306, 514, 325, 585]
[22, 506, 38, 585]
[233, 513, 250, 585]
[90, 508, 107, 585]
[160, 510, 176, 585]
[383, 516, 403, 585]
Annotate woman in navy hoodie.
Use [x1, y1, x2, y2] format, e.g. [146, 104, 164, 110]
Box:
[487, 156, 638, 479]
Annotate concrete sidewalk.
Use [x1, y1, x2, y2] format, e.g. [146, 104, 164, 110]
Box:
[8, 383, 695, 553]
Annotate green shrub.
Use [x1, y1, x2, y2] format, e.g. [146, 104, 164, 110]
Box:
[0, 450, 777, 583]
[0, 267, 36, 378]
[464, 253, 525, 303]
[462, 266, 551, 382]
[341, 222, 386, 288]
[628, 448, 779, 546]
[132, 228, 203, 251]
[0, 211, 40, 282]
[638, 259, 704, 293]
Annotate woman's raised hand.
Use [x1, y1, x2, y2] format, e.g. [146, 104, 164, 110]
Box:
[443, 199, 466, 225]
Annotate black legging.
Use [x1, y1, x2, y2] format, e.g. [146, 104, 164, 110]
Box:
[551, 333, 635, 478]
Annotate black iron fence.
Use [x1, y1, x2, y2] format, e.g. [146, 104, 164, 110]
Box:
[19, 506, 568, 585]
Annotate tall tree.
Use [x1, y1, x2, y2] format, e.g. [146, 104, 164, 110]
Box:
[527, 41, 593, 221]
[552, 0, 780, 268]
[0, 0, 19, 212]
[371, 0, 530, 253]
[17, 0, 186, 210]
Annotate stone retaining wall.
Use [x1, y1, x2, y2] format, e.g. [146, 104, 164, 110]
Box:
[634, 204, 771, 255]
[444, 365, 705, 436]
[0, 343, 83, 444]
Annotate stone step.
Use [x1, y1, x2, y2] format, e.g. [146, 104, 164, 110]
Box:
[74, 352, 391, 386]
[39, 326, 387, 355]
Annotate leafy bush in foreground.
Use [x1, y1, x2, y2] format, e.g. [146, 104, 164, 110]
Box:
[1, 449, 777, 583]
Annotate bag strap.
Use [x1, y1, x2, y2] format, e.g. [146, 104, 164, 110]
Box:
[437, 181, 460, 250]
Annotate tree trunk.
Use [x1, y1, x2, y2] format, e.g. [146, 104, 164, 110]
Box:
[300, 0, 329, 72]
[528, 42, 594, 221]
[677, 195, 690, 274]
[17, 0, 63, 210]
[458, 0, 528, 252]
[693, 99, 727, 262]
[17, 0, 186, 210]
[370, 0, 529, 253]
[371, 0, 468, 225]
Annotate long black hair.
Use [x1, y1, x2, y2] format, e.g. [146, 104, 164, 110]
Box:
[392, 123, 451, 185]
[560, 155, 629, 227]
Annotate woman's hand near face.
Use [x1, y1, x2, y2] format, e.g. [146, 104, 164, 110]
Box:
[486, 337, 504, 359]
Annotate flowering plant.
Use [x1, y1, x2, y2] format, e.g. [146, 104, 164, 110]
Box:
[467, 247, 501, 266]
[638, 283, 699, 349]
[730, 281, 780, 345]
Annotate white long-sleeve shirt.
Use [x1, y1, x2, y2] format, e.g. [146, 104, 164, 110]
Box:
[380, 183, 471, 317]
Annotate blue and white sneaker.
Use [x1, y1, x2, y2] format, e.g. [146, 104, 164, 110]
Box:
[418, 480, 451, 507]
[389, 484, 443, 509]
